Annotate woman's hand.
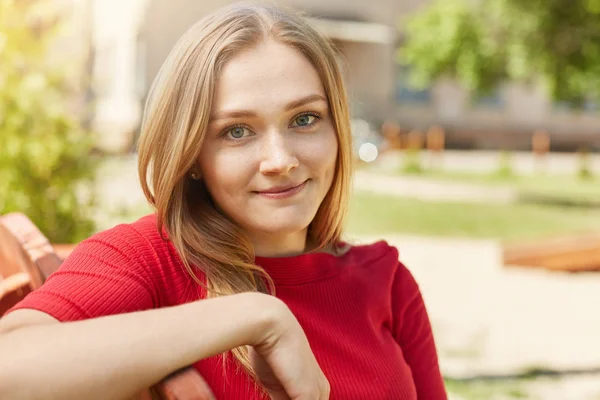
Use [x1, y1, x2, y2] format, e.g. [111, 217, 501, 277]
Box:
[250, 296, 330, 400]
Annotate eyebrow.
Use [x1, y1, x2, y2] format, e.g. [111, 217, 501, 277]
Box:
[210, 94, 327, 121]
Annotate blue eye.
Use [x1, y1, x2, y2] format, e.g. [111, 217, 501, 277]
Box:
[291, 113, 319, 128]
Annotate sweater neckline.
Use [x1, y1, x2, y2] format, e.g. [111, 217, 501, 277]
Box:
[255, 245, 353, 286]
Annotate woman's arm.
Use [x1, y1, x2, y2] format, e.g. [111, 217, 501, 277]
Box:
[392, 262, 448, 400]
[0, 292, 327, 400]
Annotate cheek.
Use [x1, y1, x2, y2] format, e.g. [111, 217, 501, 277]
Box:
[301, 129, 338, 175]
[199, 146, 255, 201]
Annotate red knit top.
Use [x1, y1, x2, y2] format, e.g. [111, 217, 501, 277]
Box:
[10, 214, 447, 399]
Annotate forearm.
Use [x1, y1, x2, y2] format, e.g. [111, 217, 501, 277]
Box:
[0, 292, 274, 400]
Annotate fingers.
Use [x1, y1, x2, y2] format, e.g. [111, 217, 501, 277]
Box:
[249, 300, 330, 400]
[267, 389, 291, 400]
[250, 347, 289, 399]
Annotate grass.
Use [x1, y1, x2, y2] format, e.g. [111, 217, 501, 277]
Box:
[362, 155, 600, 205]
[347, 191, 600, 240]
[445, 378, 530, 400]
[422, 170, 600, 203]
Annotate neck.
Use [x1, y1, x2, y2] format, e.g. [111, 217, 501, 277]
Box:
[250, 229, 308, 257]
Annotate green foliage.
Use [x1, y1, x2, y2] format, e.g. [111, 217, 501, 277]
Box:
[0, 0, 97, 243]
[400, 0, 600, 104]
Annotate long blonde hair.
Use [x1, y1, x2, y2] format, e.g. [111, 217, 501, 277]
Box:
[137, 2, 353, 379]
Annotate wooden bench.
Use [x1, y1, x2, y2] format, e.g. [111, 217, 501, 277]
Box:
[503, 233, 600, 272]
[0, 212, 215, 400]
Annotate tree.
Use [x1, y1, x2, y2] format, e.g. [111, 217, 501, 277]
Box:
[0, 0, 97, 243]
[399, 0, 600, 105]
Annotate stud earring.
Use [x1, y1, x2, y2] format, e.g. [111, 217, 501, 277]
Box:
[190, 172, 199, 180]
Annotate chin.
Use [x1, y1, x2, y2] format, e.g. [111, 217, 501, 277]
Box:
[234, 204, 320, 235]
[253, 219, 312, 235]
[246, 211, 314, 234]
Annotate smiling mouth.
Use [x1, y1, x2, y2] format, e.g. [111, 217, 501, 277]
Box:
[255, 180, 308, 199]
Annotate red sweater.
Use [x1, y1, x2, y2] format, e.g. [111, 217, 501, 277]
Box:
[10, 214, 447, 399]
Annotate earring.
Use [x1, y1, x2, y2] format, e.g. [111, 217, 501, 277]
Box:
[190, 172, 199, 180]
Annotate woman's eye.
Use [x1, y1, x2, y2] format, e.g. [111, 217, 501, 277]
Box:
[226, 126, 250, 139]
[291, 114, 317, 128]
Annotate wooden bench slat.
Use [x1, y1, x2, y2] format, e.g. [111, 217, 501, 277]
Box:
[503, 233, 600, 272]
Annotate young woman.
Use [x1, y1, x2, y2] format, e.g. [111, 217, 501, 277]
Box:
[0, 3, 447, 399]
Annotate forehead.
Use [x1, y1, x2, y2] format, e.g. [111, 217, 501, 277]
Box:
[213, 40, 326, 111]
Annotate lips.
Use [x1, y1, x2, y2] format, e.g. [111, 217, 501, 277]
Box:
[255, 180, 308, 199]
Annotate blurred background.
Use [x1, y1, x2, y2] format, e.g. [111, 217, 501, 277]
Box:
[2, 0, 600, 398]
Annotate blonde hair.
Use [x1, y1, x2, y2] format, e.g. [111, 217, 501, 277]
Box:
[137, 2, 353, 381]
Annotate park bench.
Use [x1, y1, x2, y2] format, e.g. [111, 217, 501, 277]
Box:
[503, 232, 600, 272]
[0, 212, 215, 400]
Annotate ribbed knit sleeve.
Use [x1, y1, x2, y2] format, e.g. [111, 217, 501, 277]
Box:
[392, 262, 447, 400]
[8, 224, 160, 322]
[392, 263, 447, 400]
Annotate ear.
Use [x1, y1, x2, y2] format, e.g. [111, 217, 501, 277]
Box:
[189, 161, 202, 180]
[189, 171, 201, 180]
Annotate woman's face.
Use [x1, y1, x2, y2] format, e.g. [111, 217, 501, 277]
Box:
[197, 39, 338, 256]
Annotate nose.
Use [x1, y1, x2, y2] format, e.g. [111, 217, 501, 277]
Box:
[259, 130, 299, 175]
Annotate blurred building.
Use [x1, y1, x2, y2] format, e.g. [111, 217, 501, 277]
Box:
[86, 0, 148, 152]
[78, 0, 600, 152]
